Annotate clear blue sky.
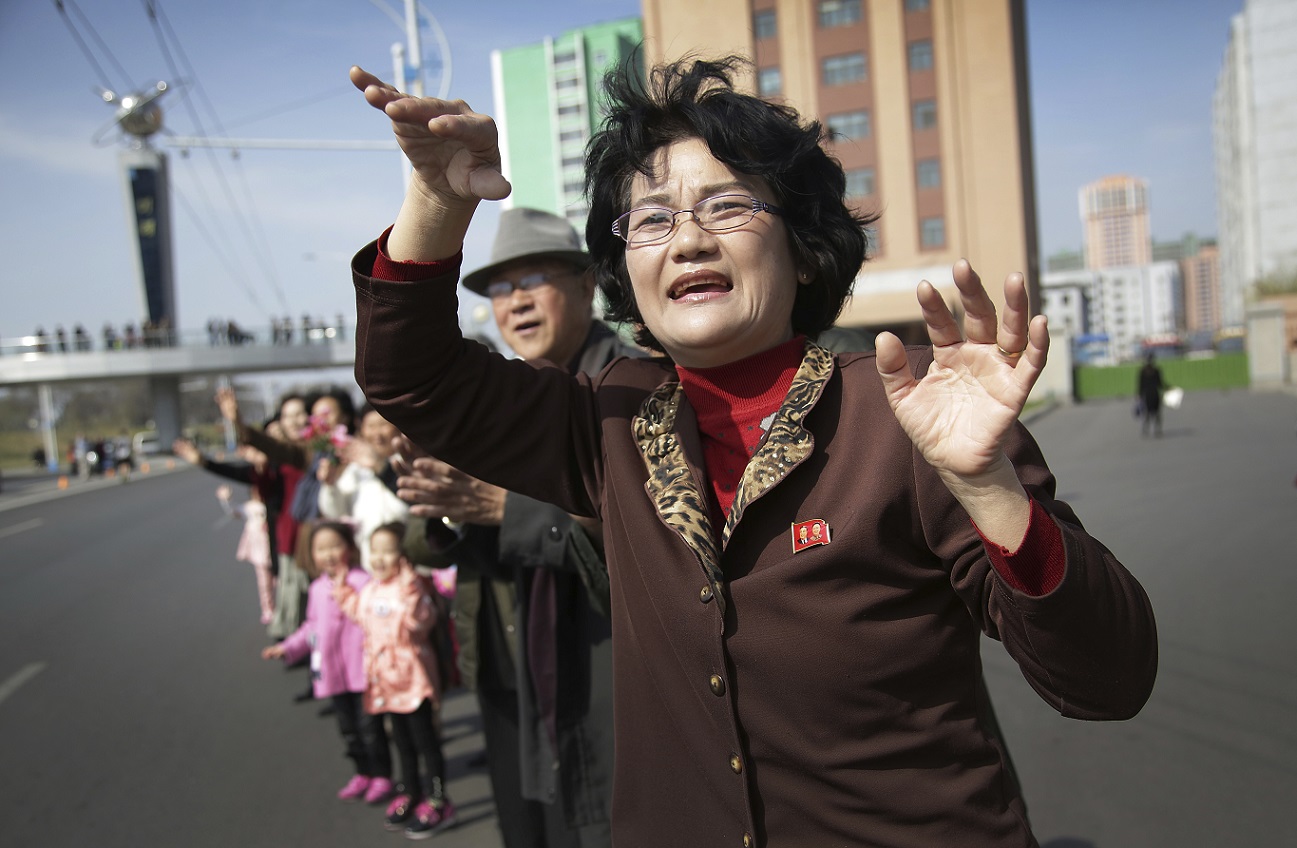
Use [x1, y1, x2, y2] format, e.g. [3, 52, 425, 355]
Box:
[0, 0, 1243, 342]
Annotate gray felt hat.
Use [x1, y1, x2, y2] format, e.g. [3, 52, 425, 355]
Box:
[462, 207, 592, 296]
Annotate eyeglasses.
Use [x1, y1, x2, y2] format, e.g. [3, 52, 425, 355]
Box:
[611, 194, 784, 245]
[484, 270, 574, 300]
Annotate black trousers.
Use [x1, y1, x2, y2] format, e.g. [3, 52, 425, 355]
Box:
[332, 691, 391, 778]
[478, 686, 578, 848]
[388, 699, 446, 801]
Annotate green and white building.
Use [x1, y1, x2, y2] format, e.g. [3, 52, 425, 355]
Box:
[491, 17, 643, 236]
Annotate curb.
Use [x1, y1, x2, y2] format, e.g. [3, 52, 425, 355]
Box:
[0, 460, 191, 514]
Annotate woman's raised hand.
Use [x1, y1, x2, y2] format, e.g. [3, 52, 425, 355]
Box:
[349, 66, 510, 212]
[215, 387, 242, 426]
[172, 438, 201, 465]
[874, 259, 1049, 482]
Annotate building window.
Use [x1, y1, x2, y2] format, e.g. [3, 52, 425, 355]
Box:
[905, 0, 930, 11]
[818, 0, 861, 28]
[912, 99, 937, 130]
[754, 9, 777, 40]
[758, 67, 783, 97]
[921, 217, 945, 248]
[908, 40, 933, 72]
[822, 53, 867, 86]
[827, 110, 870, 140]
[845, 167, 875, 197]
[916, 158, 941, 188]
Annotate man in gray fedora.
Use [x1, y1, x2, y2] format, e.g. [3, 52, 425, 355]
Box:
[396, 207, 632, 848]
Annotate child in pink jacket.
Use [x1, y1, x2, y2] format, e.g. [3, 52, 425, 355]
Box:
[335, 522, 456, 839]
[263, 521, 394, 804]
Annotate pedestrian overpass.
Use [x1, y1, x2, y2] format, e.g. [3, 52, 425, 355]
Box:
[0, 326, 355, 470]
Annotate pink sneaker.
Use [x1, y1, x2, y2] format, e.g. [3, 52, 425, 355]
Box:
[364, 776, 394, 804]
[404, 798, 456, 840]
[384, 793, 416, 831]
[337, 774, 371, 801]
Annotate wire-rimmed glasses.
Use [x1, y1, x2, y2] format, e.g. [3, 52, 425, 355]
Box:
[611, 194, 784, 245]
[484, 270, 575, 300]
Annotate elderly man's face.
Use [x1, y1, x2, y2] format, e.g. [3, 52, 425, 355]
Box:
[488, 258, 594, 365]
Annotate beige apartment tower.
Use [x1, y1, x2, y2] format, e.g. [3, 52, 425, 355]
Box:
[1080, 175, 1152, 269]
[640, 0, 1038, 337]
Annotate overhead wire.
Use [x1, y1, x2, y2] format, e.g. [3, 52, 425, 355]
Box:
[52, 0, 135, 94]
[224, 86, 355, 131]
[172, 189, 269, 315]
[141, 0, 292, 317]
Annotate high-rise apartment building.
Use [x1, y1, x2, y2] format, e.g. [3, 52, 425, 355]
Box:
[491, 18, 643, 230]
[1213, 0, 1297, 330]
[1181, 241, 1221, 337]
[1079, 175, 1152, 270]
[641, 0, 1038, 339]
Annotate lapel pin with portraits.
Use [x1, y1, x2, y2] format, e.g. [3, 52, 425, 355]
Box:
[791, 518, 830, 553]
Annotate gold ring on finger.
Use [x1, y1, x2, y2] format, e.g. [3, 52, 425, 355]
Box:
[996, 343, 1024, 360]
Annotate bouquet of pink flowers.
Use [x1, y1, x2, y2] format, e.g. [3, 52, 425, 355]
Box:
[301, 414, 350, 459]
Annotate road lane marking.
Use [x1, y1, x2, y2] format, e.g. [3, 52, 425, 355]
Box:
[0, 518, 43, 540]
[0, 662, 46, 706]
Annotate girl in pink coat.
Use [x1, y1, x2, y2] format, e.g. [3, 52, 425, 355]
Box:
[216, 482, 275, 624]
[262, 521, 394, 804]
[335, 522, 456, 839]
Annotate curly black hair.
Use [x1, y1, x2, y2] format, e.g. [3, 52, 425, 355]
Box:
[584, 55, 877, 355]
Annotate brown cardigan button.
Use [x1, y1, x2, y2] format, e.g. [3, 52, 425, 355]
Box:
[699, 585, 714, 604]
[709, 674, 725, 696]
[729, 754, 743, 773]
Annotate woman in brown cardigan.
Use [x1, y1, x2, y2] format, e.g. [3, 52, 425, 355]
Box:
[347, 56, 1156, 848]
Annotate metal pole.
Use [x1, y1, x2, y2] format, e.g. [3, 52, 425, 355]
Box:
[38, 384, 59, 473]
[392, 41, 410, 190]
[217, 375, 236, 452]
[406, 0, 424, 97]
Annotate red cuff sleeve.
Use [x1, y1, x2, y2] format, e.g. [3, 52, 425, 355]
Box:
[372, 225, 463, 282]
[977, 498, 1066, 596]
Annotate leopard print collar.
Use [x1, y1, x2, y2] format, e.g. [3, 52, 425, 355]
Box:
[632, 339, 835, 604]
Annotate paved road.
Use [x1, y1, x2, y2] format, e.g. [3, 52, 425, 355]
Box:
[987, 388, 1297, 848]
[1, 387, 1294, 847]
[0, 468, 504, 848]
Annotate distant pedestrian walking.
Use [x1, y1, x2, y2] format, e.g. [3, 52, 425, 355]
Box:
[1136, 354, 1165, 438]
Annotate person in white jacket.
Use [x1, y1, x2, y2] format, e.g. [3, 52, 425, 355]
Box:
[318, 404, 410, 573]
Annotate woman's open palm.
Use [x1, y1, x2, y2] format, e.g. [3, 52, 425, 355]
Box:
[350, 66, 510, 207]
[875, 260, 1049, 480]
